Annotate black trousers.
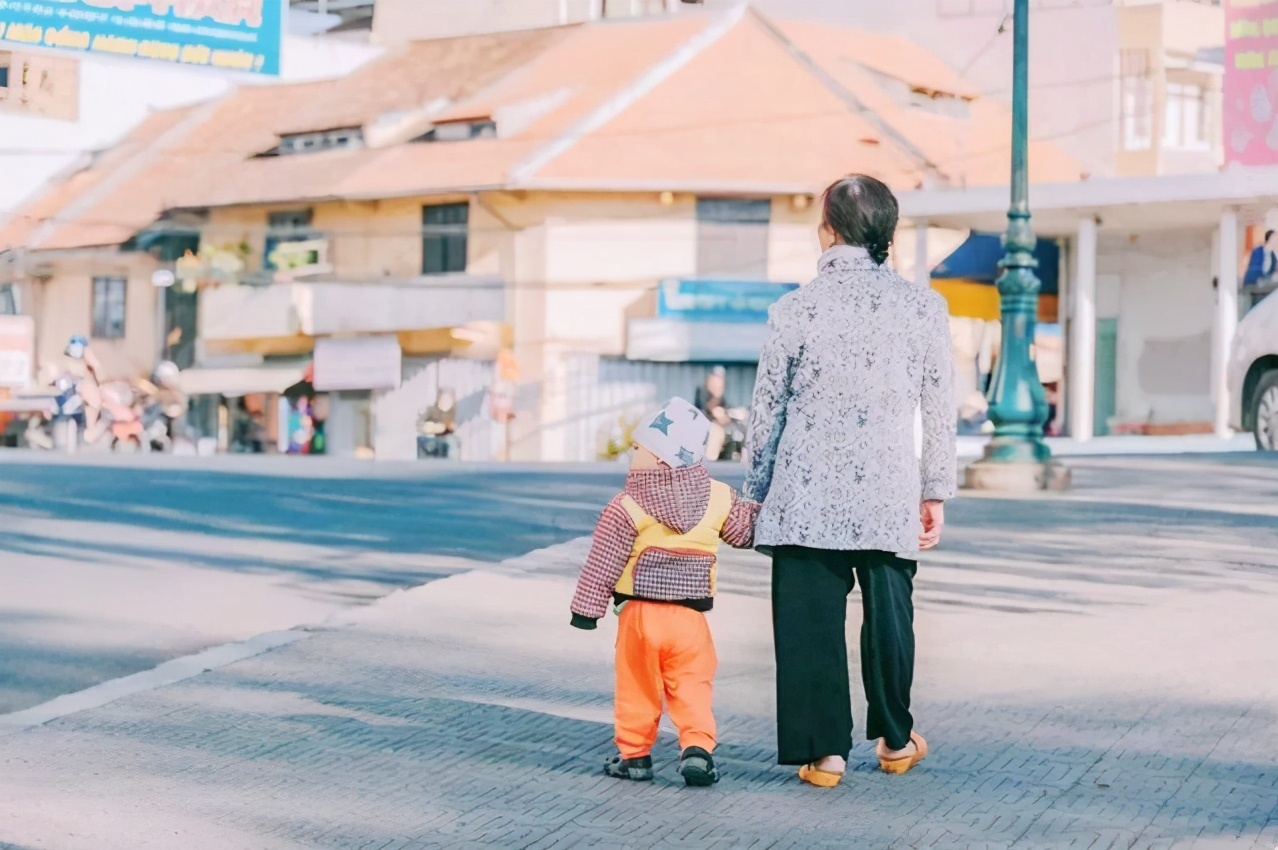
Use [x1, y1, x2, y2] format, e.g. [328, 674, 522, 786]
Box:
[771, 546, 918, 764]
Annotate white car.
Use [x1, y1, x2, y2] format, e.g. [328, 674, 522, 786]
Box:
[1228, 290, 1278, 450]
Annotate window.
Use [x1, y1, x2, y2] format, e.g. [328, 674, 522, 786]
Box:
[1164, 82, 1212, 150]
[264, 209, 315, 270]
[0, 283, 17, 315]
[91, 276, 127, 339]
[422, 203, 468, 275]
[266, 128, 364, 157]
[0, 56, 9, 90]
[1120, 50, 1153, 152]
[696, 198, 770, 279]
[418, 119, 497, 143]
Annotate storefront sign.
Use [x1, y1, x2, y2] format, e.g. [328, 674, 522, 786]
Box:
[1224, 0, 1278, 165]
[0, 0, 284, 76]
[656, 279, 799, 324]
[268, 238, 332, 281]
[0, 314, 34, 389]
[313, 335, 402, 393]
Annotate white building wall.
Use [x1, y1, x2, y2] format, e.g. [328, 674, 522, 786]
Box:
[1097, 229, 1216, 427]
[544, 216, 698, 284]
[373, 0, 597, 43]
[768, 200, 819, 283]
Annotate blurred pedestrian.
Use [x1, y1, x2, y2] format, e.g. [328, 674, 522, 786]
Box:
[1243, 229, 1276, 287]
[694, 366, 729, 460]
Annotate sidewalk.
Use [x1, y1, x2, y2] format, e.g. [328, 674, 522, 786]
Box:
[3, 564, 1276, 849]
[957, 432, 1256, 460]
[2, 455, 1277, 849]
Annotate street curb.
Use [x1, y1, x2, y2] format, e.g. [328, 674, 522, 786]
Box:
[0, 630, 310, 735]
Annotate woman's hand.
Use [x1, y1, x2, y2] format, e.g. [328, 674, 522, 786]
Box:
[919, 500, 945, 551]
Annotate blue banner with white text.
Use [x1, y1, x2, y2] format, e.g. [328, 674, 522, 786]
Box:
[656, 279, 800, 324]
[0, 0, 283, 76]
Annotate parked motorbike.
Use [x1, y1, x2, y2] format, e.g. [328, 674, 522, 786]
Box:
[134, 362, 185, 453]
[416, 389, 460, 460]
[19, 399, 58, 450]
[139, 402, 173, 452]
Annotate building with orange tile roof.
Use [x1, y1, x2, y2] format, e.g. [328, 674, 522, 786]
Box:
[0, 8, 1090, 460]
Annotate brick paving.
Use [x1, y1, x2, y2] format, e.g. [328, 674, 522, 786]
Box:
[2, 454, 1277, 849]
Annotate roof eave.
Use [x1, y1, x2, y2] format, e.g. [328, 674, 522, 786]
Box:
[901, 166, 1278, 221]
[511, 178, 819, 197]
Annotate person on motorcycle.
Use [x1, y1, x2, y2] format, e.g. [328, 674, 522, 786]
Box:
[40, 336, 104, 446]
[133, 361, 186, 451]
[417, 388, 460, 459]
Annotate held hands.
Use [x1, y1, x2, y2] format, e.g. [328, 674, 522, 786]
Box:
[918, 500, 945, 551]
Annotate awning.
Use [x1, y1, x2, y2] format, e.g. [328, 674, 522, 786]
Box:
[313, 335, 402, 392]
[899, 166, 1278, 236]
[177, 365, 308, 397]
[931, 232, 1060, 294]
[931, 279, 1059, 323]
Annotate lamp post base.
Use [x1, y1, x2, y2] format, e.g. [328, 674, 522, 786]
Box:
[963, 458, 1072, 492]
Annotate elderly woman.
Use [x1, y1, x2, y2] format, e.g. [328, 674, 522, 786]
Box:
[744, 174, 956, 786]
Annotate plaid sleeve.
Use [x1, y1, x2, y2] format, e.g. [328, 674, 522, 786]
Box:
[570, 495, 639, 622]
[720, 491, 760, 550]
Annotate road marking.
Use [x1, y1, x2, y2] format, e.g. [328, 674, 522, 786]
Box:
[0, 630, 309, 734]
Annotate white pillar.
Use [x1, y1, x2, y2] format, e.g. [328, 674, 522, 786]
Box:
[1068, 216, 1097, 441]
[913, 223, 930, 288]
[912, 223, 929, 456]
[154, 284, 167, 365]
[1214, 208, 1240, 438]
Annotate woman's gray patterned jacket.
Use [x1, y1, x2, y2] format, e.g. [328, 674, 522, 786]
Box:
[743, 244, 957, 556]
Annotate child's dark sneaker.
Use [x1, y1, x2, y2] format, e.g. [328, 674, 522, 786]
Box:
[677, 747, 720, 787]
[603, 754, 654, 781]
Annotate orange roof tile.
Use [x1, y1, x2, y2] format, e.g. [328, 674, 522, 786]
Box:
[524, 11, 1086, 192]
[0, 106, 203, 251]
[772, 19, 980, 100]
[2, 28, 567, 252]
[526, 13, 927, 191]
[4, 10, 1089, 253]
[768, 16, 1086, 189]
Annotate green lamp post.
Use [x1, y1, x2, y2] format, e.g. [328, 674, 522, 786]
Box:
[965, 0, 1070, 491]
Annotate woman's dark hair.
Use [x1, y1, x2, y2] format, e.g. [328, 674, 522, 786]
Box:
[820, 174, 899, 265]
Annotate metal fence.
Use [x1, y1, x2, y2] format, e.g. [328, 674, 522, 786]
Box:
[550, 355, 758, 462]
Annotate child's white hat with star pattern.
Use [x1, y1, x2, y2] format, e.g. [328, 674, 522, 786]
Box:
[632, 396, 711, 468]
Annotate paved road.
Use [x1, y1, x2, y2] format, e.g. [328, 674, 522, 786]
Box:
[0, 451, 1276, 848]
[3, 451, 1277, 715]
[0, 454, 637, 714]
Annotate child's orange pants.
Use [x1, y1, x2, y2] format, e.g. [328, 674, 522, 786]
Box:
[614, 601, 717, 759]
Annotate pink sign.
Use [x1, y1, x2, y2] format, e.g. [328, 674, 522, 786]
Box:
[1225, 0, 1278, 165]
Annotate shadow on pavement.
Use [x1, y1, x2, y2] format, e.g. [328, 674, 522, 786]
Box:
[0, 462, 630, 562]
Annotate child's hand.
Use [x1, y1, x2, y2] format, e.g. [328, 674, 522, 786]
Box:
[570, 614, 598, 630]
